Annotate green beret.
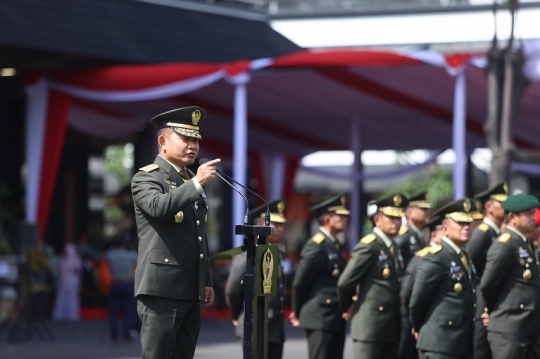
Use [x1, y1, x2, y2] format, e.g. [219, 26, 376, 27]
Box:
[502, 193, 539, 213]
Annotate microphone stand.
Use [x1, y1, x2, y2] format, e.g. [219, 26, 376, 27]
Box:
[207, 163, 274, 359]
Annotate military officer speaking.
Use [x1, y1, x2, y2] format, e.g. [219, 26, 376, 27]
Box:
[131, 107, 220, 359]
[481, 193, 540, 359]
[338, 193, 407, 359]
[290, 194, 349, 359]
[225, 200, 288, 359]
[410, 198, 479, 359]
[465, 182, 507, 359]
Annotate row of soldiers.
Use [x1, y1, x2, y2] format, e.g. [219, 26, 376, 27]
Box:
[225, 183, 540, 359]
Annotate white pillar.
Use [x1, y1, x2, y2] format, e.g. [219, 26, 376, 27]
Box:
[349, 116, 362, 250]
[269, 154, 286, 200]
[24, 78, 49, 224]
[452, 70, 467, 199]
[230, 73, 251, 247]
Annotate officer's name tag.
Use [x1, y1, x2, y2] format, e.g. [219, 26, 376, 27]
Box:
[518, 248, 530, 258]
[450, 266, 461, 273]
[328, 253, 338, 260]
[379, 254, 388, 261]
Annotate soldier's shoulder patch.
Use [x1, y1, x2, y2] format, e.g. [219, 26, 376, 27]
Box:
[478, 223, 490, 232]
[139, 163, 159, 172]
[399, 226, 409, 236]
[311, 233, 325, 244]
[416, 247, 431, 257]
[428, 244, 442, 254]
[360, 234, 377, 244]
[498, 233, 511, 243]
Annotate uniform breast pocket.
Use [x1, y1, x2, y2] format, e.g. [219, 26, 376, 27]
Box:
[149, 249, 182, 266]
[438, 314, 464, 328]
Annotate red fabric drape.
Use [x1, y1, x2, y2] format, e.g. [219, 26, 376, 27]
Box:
[37, 90, 71, 239]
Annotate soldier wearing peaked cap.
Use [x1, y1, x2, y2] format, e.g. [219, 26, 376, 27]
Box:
[410, 198, 478, 359]
[395, 191, 431, 268]
[131, 107, 221, 359]
[481, 193, 540, 359]
[465, 182, 507, 359]
[399, 216, 444, 359]
[290, 194, 349, 359]
[225, 200, 288, 359]
[338, 193, 407, 359]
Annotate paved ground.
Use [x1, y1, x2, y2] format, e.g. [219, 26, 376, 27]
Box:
[0, 318, 354, 359]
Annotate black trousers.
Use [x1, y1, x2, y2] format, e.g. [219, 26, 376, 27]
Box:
[487, 331, 540, 359]
[137, 295, 202, 359]
[305, 329, 345, 359]
[353, 340, 398, 359]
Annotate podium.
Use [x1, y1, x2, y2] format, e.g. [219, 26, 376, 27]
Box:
[212, 224, 276, 359]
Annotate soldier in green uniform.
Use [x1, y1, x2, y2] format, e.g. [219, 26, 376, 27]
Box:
[409, 198, 478, 359]
[396, 191, 431, 267]
[131, 107, 221, 359]
[225, 200, 288, 359]
[399, 215, 444, 359]
[481, 193, 540, 359]
[465, 182, 507, 359]
[290, 194, 349, 359]
[338, 193, 407, 359]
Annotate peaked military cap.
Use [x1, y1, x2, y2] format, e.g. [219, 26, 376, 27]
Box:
[251, 200, 287, 224]
[374, 193, 408, 218]
[310, 193, 350, 217]
[502, 193, 539, 213]
[423, 215, 443, 232]
[433, 198, 476, 223]
[471, 200, 484, 220]
[408, 191, 431, 209]
[151, 106, 207, 139]
[474, 182, 508, 203]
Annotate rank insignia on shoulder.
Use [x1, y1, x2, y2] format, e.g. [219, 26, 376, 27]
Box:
[139, 163, 159, 172]
[416, 247, 430, 257]
[498, 233, 511, 243]
[312, 233, 325, 244]
[478, 223, 490, 232]
[360, 234, 376, 244]
[428, 245, 442, 254]
[399, 226, 408, 236]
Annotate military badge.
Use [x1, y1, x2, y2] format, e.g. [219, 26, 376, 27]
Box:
[174, 211, 184, 223]
[393, 194, 402, 207]
[463, 199, 471, 212]
[382, 265, 391, 279]
[192, 109, 201, 125]
[454, 283, 463, 293]
[523, 269, 532, 281]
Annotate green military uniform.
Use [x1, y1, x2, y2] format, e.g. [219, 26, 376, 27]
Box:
[399, 216, 443, 359]
[410, 198, 477, 359]
[465, 182, 507, 359]
[132, 107, 213, 359]
[395, 192, 431, 267]
[292, 194, 349, 359]
[481, 194, 540, 359]
[338, 193, 407, 359]
[225, 200, 287, 359]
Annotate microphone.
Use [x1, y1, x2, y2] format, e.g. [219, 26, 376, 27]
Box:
[199, 158, 270, 226]
[199, 158, 250, 225]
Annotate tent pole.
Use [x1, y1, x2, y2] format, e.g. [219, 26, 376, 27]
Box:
[452, 70, 467, 199]
[350, 116, 362, 249]
[231, 73, 250, 247]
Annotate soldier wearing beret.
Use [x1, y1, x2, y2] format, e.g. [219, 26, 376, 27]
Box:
[481, 193, 540, 359]
[338, 193, 407, 359]
[465, 182, 507, 359]
[395, 191, 431, 268]
[225, 200, 288, 359]
[399, 215, 444, 359]
[131, 107, 220, 359]
[290, 194, 349, 359]
[410, 198, 478, 359]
